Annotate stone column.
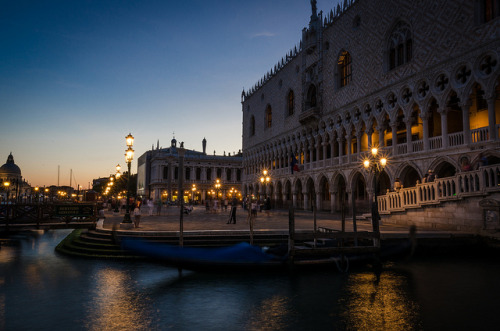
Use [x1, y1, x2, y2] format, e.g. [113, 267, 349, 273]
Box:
[338, 137, 344, 164]
[378, 126, 385, 148]
[345, 133, 351, 163]
[330, 191, 336, 213]
[356, 133, 362, 154]
[292, 191, 298, 208]
[487, 97, 497, 141]
[422, 112, 430, 151]
[303, 191, 309, 211]
[322, 142, 327, 161]
[316, 192, 322, 211]
[440, 107, 448, 148]
[461, 100, 471, 145]
[391, 123, 398, 155]
[406, 119, 412, 154]
[367, 128, 373, 149]
[330, 136, 336, 158]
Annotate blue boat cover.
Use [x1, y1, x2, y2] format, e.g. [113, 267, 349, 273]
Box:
[122, 239, 277, 264]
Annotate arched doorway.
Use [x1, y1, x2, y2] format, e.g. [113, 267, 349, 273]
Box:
[295, 180, 303, 209]
[400, 165, 421, 188]
[352, 172, 369, 213]
[377, 171, 391, 195]
[284, 180, 292, 208]
[434, 161, 457, 178]
[319, 176, 330, 211]
[276, 181, 283, 209]
[336, 175, 347, 212]
[306, 177, 315, 211]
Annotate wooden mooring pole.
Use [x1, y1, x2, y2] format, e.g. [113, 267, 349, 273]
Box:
[288, 205, 295, 263]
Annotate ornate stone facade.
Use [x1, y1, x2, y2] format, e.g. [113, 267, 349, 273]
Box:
[137, 138, 243, 202]
[241, 0, 500, 221]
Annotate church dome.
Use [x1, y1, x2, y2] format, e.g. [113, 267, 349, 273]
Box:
[0, 153, 21, 176]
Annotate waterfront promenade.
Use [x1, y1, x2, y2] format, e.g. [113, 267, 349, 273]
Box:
[99, 205, 474, 239]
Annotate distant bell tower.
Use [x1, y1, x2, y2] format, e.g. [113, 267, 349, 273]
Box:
[202, 137, 207, 155]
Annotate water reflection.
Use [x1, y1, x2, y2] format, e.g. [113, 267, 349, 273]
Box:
[85, 267, 153, 330]
[340, 268, 422, 330]
[246, 295, 291, 330]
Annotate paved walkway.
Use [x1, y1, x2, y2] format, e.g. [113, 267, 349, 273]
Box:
[100, 205, 472, 238]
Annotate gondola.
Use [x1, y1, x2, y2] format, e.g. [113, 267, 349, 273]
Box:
[121, 239, 288, 272]
[121, 238, 412, 273]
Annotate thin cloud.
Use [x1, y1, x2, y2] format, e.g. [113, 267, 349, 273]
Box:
[250, 31, 276, 38]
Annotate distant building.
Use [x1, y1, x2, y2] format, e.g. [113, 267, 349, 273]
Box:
[137, 138, 243, 202]
[241, 0, 500, 229]
[0, 153, 30, 201]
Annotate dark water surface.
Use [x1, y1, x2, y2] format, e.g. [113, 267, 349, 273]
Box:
[1, 230, 499, 330]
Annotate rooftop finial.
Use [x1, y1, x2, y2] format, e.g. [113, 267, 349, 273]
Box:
[311, 0, 317, 18]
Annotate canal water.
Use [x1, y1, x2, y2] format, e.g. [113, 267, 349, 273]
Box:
[1, 229, 499, 330]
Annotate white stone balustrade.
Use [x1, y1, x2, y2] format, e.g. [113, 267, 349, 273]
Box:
[378, 164, 500, 214]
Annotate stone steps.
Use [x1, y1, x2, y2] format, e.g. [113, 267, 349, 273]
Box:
[55, 228, 299, 259]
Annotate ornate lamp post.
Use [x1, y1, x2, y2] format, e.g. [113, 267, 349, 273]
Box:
[214, 178, 221, 199]
[34, 186, 39, 203]
[260, 169, 270, 199]
[362, 147, 387, 243]
[122, 133, 134, 225]
[178, 143, 185, 246]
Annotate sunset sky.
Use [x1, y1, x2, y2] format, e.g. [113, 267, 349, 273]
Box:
[0, 0, 340, 188]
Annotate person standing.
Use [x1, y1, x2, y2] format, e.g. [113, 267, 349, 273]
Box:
[227, 197, 238, 224]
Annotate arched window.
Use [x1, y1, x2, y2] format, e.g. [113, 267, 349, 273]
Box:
[338, 51, 352, 87]
[388, 21, 412, 70]
[306, 84, 317, 109]
[250, 116, 255, 136]
[265, 105, 272, 128]
[287, 90, 294, 116]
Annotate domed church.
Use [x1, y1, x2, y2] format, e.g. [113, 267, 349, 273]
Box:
[0, 153, 29, 201]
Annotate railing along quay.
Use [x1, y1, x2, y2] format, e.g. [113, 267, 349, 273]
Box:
[0, 203, 97, 231]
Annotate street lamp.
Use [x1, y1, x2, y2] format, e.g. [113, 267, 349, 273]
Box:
[4, 181, 10, 202]
[116, 164, 121, 178]
[122, 133, 134, 225]
[191, 184, 197, 204]
[362, 147, 387, 240]
[260, 169, 270, 199]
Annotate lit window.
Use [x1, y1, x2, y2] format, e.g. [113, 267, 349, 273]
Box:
[338, 51, 352, 87]
[265, 105, 272, 128]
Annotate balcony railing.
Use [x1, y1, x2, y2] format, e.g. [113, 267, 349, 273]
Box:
[251, 126, 498, 177]
[377, 164, 500, 214]
[471, 127, 489, 143]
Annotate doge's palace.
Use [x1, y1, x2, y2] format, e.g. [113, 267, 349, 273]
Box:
[241, 0, 500, 230]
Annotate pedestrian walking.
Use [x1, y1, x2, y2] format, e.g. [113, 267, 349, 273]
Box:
[156, 199, 162, 216]
[147, 199, 154, 216]
[251, 200, 258, 218]
[133, 205, 141, 228]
